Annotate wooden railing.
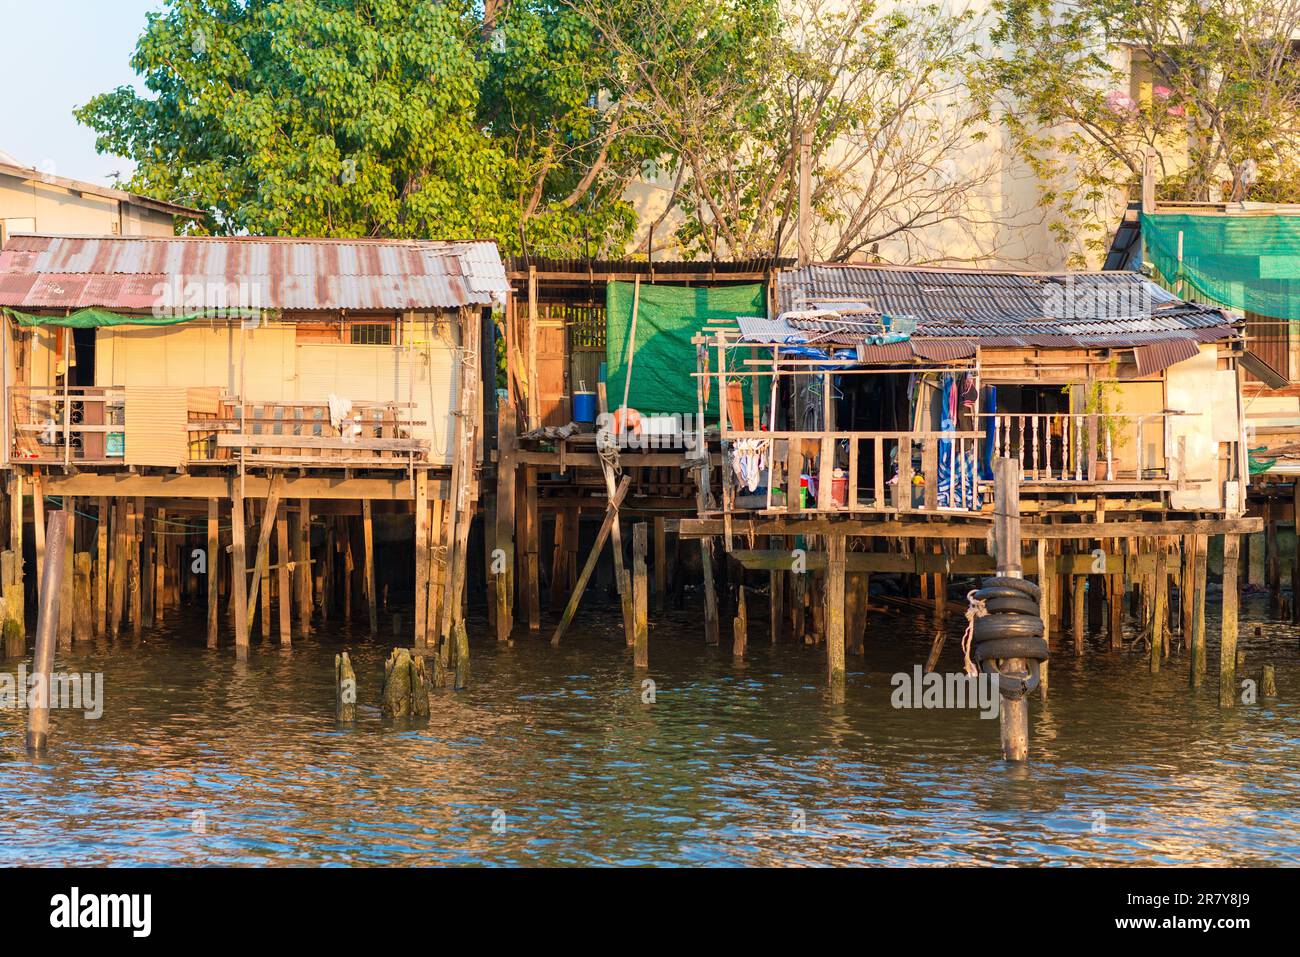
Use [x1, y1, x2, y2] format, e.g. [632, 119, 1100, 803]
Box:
[10, 388, 428, 469]
[720, 429, 986, 514]
[982, 412, 1169, 483]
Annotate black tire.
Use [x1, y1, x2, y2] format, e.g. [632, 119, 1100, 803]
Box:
[973, 612, 1044, 641]
[972, 634, 1050, 662]
[980, 575, 1041, 601]
[972, 585, 1036, 604]
[981, 595, 1042, 617]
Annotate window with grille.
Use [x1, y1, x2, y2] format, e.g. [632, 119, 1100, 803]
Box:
[349, 321, 393, 345]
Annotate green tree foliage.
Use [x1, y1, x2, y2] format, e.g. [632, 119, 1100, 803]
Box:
[978, 0, 1300, 260]
[76, 0, 657, 253]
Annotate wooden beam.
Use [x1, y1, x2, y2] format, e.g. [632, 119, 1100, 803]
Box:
[36, 472, 436, 501]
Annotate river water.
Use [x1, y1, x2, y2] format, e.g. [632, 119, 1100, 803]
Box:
[1, 591, 1296, 866]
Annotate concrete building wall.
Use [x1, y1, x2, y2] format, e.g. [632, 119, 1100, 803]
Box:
[0, 170, 177, 244]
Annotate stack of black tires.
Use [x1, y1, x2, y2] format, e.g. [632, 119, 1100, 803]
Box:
[971, 576, 1049, 699]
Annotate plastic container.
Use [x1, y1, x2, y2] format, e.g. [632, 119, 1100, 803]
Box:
[573, 391, 597, 423]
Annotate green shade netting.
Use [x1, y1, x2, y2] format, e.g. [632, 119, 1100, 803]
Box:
[3, 306, 234, 328]
[1142, 212, 1300, 320]
[605, 280, 766, 418]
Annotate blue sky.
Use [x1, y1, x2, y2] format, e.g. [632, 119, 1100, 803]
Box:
[0, 0, 162, 183]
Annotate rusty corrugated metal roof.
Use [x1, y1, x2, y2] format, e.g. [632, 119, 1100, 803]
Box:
[776, 263, 1236, 348]
[0, 234, 509, 312]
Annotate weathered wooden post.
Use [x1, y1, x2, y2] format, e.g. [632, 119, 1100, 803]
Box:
[1220, 534, 1241, 708]
[633, 522, 649, 669]
[992, 458, 1029, 762]
[335, 651, 356, 723]
[381, 647, 430, 718]
[1261, 663, 1278, 698]
[27, 510, 69, 752]
[732, 585, 748, 660]
[825, 534, 847, 687]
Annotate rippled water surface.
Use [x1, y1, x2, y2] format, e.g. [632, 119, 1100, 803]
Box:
[1, 591, 1297, 866]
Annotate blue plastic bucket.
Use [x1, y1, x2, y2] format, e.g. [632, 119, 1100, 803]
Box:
[573, 391, 597, 423]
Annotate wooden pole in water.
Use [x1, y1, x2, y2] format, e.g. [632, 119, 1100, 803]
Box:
[296, 499, 312, 631]
[525, 467, 540, 632]
[207, 499, 219, 648]
[245, 474, 283, 643]
[769, 535, 784, 642]
[1293, 480, 1300, 624]
[1220, 534, 1240, 708]
[825, 533, 846, 686]
[1150, 540, 1167, 674]
[1072, 571, 1086, 655]
[109, 498, 126, 638]
[1190, 533, 1208, 687]
[733, 585, 748, 660]
[413, 472, 430, 648]
[94, 496, 107, 637]
[362, 499, 377, 636]
[1036, 537, 1051, 698]
[58, 496, 74, 648]
[335, 651, 356, 723]
[633, 521, 649, 668]
[551, 476, 631, 646]
[32, 471, 45, 595]
[72, 552, 92, 643]
[993, 458, 1028, 762]
[276, 508, 292, 645]
[27, 510, 68, 752]
[231, 481, 249, 653]
[653, 516, 667, 617]
[129, 498, 142, 635]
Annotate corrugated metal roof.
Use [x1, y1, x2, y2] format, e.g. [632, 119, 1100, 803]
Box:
[775, 263, 1236, 348]
[0, 234, 509, 312]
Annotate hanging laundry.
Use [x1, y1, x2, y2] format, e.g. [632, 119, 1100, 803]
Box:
[730, 439, 769, 492]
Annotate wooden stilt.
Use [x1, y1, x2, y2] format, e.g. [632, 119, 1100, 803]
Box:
[1108, 540, 1124, 651]
[362, 499, 377, 636]
[231, 481, 249, 652]
[847, 572, 868, 655]
[153, 507, 167, 624]
[826, 534, 846, 686]
[32, 472, 45, 595]
[1072, 572, 1086, 654]
[1266, 505, 1280, 612]
[73, 552, 92, 642]
[129, 497, 142, 635]
[26, 510, 69, 752]
[551, 477, 631, 646]
[654, 516, 667, 616]
[1219, 534, 1240, 707]
[769, 535, 784, 642]
[244, 475, 284, 645]
[109, 498, 127, 638]
[732, 584, 748, 660]
[1036, 537, 1051, 698]
[277, 507, 292, 645]
[993, 459, 1028, 762]
[1179, 534, 1195, 649]
[693, 462, 720, 646]
[548, 511, 567, 612]
[1190, 533, 1208, 687]
[1150, 541, 1167, 673]
[95, 496, 107, 636]
[525, 467, 540, 632]
[633, 521, 649, 667]
[295, 499, 312, 631]
[259, 503, 272, 640]
[413, 472, 430, 648]
[207, 498, 219, 648]
[58, 497, 73, 648]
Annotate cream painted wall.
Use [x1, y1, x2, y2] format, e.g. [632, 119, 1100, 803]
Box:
[92, 315, 461, 465]
[0, 170, 176, 242]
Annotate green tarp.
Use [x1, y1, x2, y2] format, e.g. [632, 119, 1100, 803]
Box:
[1142, 212, 1300, 320]
[605, 280, 766, 417]
[3, 306, 239, 328]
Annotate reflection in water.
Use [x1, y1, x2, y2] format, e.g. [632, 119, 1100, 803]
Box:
[0, 594, 1296, 866]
